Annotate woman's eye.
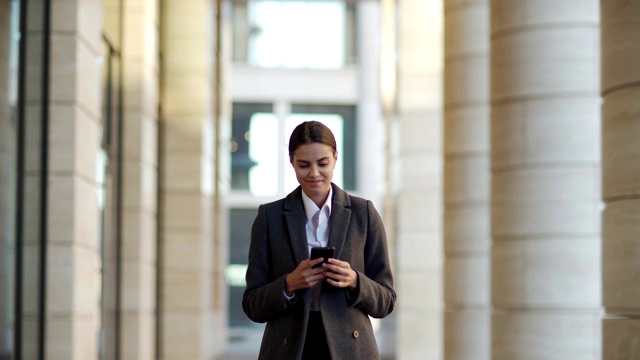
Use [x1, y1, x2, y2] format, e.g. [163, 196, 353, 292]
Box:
[319, 163, 328, 167]
[299, 165, 308, 168]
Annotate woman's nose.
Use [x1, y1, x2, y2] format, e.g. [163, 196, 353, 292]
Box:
[309, 165, 319, 177]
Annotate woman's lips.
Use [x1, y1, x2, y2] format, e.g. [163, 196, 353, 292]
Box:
[307, 180, 323, 186]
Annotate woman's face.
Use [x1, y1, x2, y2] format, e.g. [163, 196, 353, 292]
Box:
[290, 142, 337, 205]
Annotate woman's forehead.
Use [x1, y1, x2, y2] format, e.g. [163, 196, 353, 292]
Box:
[292, 143, 335, 160]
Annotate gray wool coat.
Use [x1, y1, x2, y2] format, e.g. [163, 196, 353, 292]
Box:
[242, 184, 396, 360]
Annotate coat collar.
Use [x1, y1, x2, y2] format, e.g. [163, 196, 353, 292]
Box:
[283, 184, 351, 264]
[283, 187, 308, 265]
[327, 183, 351, 259]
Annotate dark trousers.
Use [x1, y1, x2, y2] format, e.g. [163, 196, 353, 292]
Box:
[302, 312, 331, 360]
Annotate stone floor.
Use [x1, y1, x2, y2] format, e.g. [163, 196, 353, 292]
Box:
[216, 326, 263, 360]
[217, 323, 396, 360]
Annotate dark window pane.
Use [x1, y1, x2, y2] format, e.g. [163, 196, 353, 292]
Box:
[227, 208, 258, 328]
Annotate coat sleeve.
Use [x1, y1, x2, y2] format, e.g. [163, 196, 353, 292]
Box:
[242, 205, 297, 323]
[347, 200, 396, 318]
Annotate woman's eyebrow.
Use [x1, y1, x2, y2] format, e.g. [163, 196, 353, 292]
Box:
[296, 157, 330, 163]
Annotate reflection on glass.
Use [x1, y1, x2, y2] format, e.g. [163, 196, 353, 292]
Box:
[284, 114, 344, 194]
[240, 1, 347, 69]
[0, 1, 20, 358]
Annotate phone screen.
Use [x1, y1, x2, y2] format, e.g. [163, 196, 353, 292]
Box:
[310, 246, 335, 268]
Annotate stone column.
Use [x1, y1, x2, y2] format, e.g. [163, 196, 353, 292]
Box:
[443, 0, 490, 359]
[601, 1, 640, 358]
[490, 1, 601, 359]
[45, 0, 104, 358]
[160, 1, 223, 359]
[118, 1, 159, 359]
[396, 0, 444, 359]
[358, 1, 395, 355]
[357, 0, 384, 205]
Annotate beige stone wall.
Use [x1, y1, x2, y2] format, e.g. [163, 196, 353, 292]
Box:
[119, 0, 160, 359]
[45, 0, 104, 359]
[490, 0, 601, 358]
[443, 0, 490, 359]
[601, 1, 640, 358]
[396, 0, 444, 359]
[159, 0, 226, 358]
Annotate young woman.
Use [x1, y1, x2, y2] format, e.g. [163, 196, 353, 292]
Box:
[242, 121, 396, 359]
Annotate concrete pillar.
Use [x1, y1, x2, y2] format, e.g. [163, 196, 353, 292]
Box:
[396, 0, 444, 359]
[443, 1, 490, 359]
[601, 1, 640, 358]
[45, 0, 104, 358]
[118, 1, 159, 359]
[490, 1, 601, 359]
[356, 0, 384, 205]
[160, 0, 225, 358]
[357, 1, 396, 355]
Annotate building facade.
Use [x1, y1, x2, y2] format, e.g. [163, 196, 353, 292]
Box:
[0, 0, 639, 359]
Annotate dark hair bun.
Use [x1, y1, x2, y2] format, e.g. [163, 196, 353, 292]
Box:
[288, 121, 337, 155]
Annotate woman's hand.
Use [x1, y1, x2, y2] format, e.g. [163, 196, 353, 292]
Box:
[284, 258, 327, 296]
[323, 258, 358, 290]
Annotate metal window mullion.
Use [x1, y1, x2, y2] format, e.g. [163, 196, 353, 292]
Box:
[275, 100, 290, 197]
[38, 0, 53, 358]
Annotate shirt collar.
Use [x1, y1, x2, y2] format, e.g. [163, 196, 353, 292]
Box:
[301, 186, 333, 221]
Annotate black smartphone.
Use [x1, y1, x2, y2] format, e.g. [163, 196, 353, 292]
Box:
[310, 246, 335, 269]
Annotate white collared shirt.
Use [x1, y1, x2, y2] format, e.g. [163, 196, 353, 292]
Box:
[301, 187, 333, 256]
[285, 187, 333, 309]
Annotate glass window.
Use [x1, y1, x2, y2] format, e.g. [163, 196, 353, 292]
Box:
[247, 113, 279, 196]
[7, 0, 54, 355]
[0, 1, 21, 358]
[231, 102, 357, 196]
[231, 103, 275, 192]
[232, 0, 358, 68]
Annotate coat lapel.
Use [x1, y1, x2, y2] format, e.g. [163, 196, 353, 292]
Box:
[283, 187, 309, 265]
[328, 184, 351, 259]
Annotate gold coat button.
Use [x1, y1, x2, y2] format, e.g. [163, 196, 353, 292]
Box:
[353, 330, 359, 339]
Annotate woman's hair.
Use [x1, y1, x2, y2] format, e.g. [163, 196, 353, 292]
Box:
[288, 121, 337, 155]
